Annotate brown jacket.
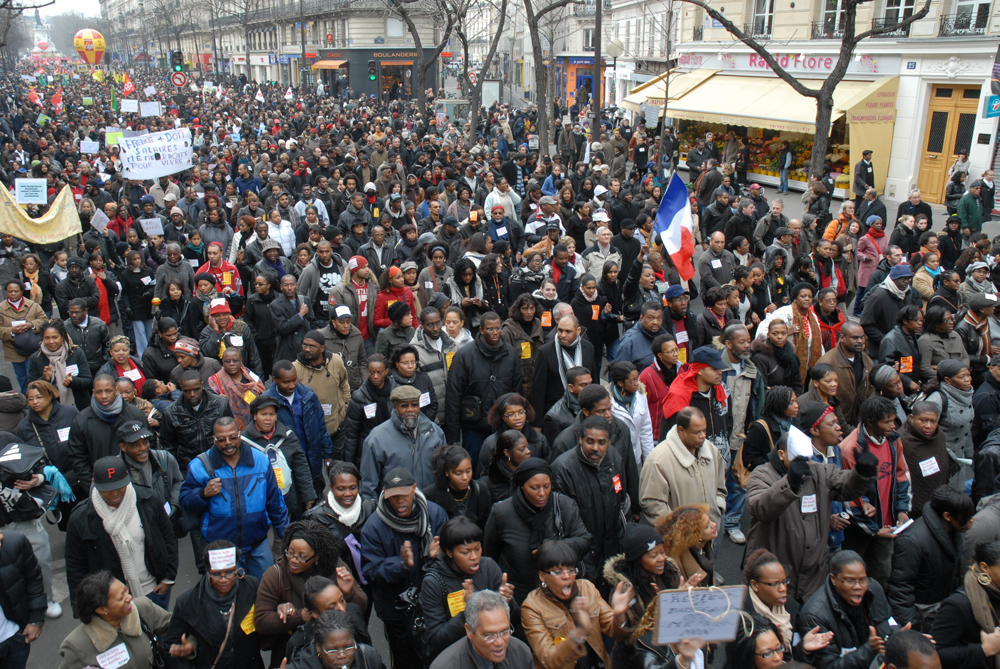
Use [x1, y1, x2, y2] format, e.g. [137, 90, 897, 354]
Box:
[816, 344, 874, 427]
[293, 352, 351, 434]
[638, 425, 726, 528]
[58, 597, 174, 669]
[0, 298, 46, 363]
[745, 454, 873, 603]
[522, 578, 627, 669]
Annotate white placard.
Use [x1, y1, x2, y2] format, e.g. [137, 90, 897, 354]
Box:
[123, 368, 141, 381]
[893, 518, 915, 535]
[57, 427, 70, 441]
[364, 403, 377, 418]
[207, 546, 237, 570]
[711, 259, 722, 269]
[14, 178, 48, 205]
[654, 586, 746, 644]
[419, 392, 431, 407]
[10, 320, 25, 327]
[90, 209, 110, 233]
[230, 335, 243, 346]
[496, 226, 507, 236]
[321, 403, 332, 416]
[140, 276, 152, 285]
[120, 99, 139, 113]
[95, 643, 131, 669]
[801, 494, 817, 513]
[919, 457, 941, 477]
[787, 425, 813, 460]
[139, 218, 164, 236]
[118, 128, 194, 180]
[144, 85, 157, 96]
[189, 259, 200, 267]
[80, 139, 100, 154]
[139, 101, 161, 117]
[65, 364, 79, 376]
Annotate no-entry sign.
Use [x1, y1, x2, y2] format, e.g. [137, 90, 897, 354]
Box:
[170, 71, 187, 87]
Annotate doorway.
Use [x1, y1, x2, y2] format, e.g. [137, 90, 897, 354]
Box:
[916, 84, 980, 203]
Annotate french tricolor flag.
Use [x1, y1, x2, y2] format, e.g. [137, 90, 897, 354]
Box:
[654, 173, 696, 281]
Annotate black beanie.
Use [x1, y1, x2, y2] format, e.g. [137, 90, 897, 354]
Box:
[622, 523, 663, 562]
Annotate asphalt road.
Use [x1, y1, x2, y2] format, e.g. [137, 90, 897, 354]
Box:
[13, 179, 969, 669]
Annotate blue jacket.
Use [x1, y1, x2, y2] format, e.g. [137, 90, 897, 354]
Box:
[263, 383, 334, 481]
[614, 321, 667, 372]
[179, 444, 289, 552]
[360, 498, 449, 622]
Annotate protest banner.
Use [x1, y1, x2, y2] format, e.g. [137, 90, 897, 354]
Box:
[653, 586, 746, 645]
[79, 139, 100, 153]
[120, 99, 139, 113]
[139, 101, 161, 117]
[139, 218, 164, 236]
[105, 128, 124, 146]
[89, 209, 109, 233]
[118, 128, 193, 179]
[144, 85, 156, 96]
[14, 179, 48, 205]
[82, 96, 93, 105]
[0, 185, 82, 243]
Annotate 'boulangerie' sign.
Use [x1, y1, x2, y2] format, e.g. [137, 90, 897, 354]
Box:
[118, 128, 193, 179]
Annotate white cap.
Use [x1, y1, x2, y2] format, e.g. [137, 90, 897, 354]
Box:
[593, 211, 610, 222]
[364, 182, 376, 192]
[334, 305, 353, 319]
[594, 185, 608, 197]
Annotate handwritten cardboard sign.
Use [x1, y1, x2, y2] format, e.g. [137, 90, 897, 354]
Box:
[653, 586, 746, 645]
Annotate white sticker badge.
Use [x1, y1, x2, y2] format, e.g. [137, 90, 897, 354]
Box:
[207, 546, 238, 570]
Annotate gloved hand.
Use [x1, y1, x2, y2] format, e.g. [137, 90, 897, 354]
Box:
[854, 450, 880, 479]
[787, 456, 812, 493]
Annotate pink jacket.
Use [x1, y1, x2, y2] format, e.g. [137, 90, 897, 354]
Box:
[856, 232, 888, 288]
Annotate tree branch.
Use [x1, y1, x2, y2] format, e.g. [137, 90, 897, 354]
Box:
[536, 0, 577, 21]
[853, 0, 932, 41]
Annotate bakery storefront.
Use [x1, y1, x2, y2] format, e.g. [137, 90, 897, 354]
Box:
[623, 53, 900, 197]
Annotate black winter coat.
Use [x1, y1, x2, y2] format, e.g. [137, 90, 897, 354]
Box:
[16, 402, 79, 485]
[483, 491, 592, 604]
[119, 268, 156, 321]
[974, 375, 1000, 454]
[877, 325, 922, 390]
[445, 335, 523, 442]
[797, 578, 893, 669]
[931, 586, 998, 669]
[343, 380, 393, 465]
[67, 402, 149, 484]
[530, 339, 598, 426]
[141, 335, 180, 383]
[749, 339, 803, 394]
[972, 428, 1000, 505]
[198, 323, 263, 378]
[0, 530, 46, 630]
[54, 276, 100, 319]
[164, 575, 264, 669]
[26, 347, 94, 410]
[420, 555, 520, 658]
[388, 368, 437, 421]
[861, 286, 909, 357]
[158, 392, 234, 471]
[269, 293, 319, 365]
[423, 478, 493, 529]
[158, 297, 206, 340]
[65, 485, 178, 610]
[886, 502, 964, 629]
[242, 291, 279, 350]
[65, 316, 111, 374]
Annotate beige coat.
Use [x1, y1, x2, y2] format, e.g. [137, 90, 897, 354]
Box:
[0, 297, 46, 363]
[522, 578, 627, 669]
[293, 353, 351, 434]
[639, 426, 726, 527]
[58, 597, 174, 669]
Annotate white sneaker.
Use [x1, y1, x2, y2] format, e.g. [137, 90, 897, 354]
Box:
[46, 600, 62, 618]
[727, 529, 746, 545]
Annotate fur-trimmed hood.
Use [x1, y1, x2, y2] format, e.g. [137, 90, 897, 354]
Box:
[750, 338, 774, 357]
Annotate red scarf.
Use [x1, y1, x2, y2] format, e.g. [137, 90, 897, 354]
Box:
[661, 362, 728, 421]
[94, 275, 111, 323]
[867, 227, 885, 241]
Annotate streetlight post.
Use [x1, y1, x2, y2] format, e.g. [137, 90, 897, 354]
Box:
[605, 38, 623, 107]
[591, 0, 602, 139]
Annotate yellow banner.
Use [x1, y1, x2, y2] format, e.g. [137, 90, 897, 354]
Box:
[0, 184, 82, 244]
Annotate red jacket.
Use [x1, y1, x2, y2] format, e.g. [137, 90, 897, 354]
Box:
[638, 357, 686, 442]
[373, 286, 416, 330]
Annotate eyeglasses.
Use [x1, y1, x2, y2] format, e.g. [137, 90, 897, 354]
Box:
[209, 569, 238, 579]
[755, 647, 784, 660]
[546, 568, 578, 578]
[757, 578, 789, 588]
[835, 575, 869, 588]
[320, 643, 357, 657]
[481, 627, 514, 643]
[503, 409, 526, 421]
[284, 550, 317, 564]
[482, 326, 502, 334]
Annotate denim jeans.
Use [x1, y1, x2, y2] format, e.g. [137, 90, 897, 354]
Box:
[779, 169, 790, 193]
[11, 360, 27, 393]
[133, 319, 153, 359]
[146, 587, 172, 611]
[0, 631, 30, 669]
[724, 468, 746, 533]
[239, 539, 275, 580]
[462, 429, 490, 476]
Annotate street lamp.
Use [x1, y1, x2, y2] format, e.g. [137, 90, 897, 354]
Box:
[605, 38, 623, 106]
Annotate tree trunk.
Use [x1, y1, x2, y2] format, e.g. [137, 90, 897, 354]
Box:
[810, 94, 834, 178]
[530, 31, 549, 154]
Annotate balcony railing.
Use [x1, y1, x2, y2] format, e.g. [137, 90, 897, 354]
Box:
[573, 0, 612, 15]
[870, 16, 910, 37]
[811, 18, 845, 38]
[939, 12, 988, 36]
[692, 25, 703, 40]
[743, 19, 771, 39]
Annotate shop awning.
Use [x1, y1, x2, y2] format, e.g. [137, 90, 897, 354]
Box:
[379, 60, 413, 66]
[620, 69, 718, 112]
[662, 73, 896, 134]
[311, 59, 346, 70]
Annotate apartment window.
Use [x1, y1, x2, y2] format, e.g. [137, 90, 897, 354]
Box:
[614, 20, 620, 41]
[584, 28, 594, 50]
[751, 0, 774, 35]
[387, 17, 404, 37]
[882, 0, 914, 23]
[954, 0, 990, 26]
[661, 12, 669, 54]
[822, 0, 845, 30]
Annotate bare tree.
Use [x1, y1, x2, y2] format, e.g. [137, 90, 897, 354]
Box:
[213, 0, 265, 82]
[150, 0, 197, 58]
[0, 0, 55, 49]
[522, 0, 581, 155]
[679, 0, 931, 175]
[454, 0, 508, 144]
[389, 0, 458, 120]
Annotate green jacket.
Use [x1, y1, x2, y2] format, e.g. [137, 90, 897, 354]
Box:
[958, 191, 984, 232]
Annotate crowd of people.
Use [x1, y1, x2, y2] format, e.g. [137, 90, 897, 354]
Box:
[1, 61, 999, 669]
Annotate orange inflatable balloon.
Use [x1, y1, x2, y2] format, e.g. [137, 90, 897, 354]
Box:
[73, 29, 105, 65]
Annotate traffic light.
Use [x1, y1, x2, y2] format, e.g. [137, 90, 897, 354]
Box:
[171, 51, 184, 72]
[367, 60, 377, 81]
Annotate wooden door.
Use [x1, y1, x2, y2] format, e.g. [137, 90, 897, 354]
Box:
[917, 85, 981, 203]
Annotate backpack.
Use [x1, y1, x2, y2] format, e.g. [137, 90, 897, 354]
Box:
[242, 434, 292, 495]
[181, 451, 217, 534]
[397, 564, 447, 664]
[733, 419, 773, 488]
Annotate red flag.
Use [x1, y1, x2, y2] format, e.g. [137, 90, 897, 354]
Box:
[122, 73, 135, 96]
[51, 87, 63, 113]
[28, 87, 43, 109]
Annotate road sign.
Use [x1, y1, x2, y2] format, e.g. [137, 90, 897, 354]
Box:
[468, 72, 477, 84]
[170, 71, 187, 87]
